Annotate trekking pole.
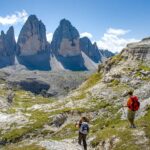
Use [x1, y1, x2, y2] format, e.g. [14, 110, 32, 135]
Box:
[121, 104, 130, 127]
[121, 104, 127, 118]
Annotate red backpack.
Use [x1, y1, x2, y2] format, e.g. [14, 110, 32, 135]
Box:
[128, 96, 140, 111]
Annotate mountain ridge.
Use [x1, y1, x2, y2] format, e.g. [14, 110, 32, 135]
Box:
[0, 15, 114, 71]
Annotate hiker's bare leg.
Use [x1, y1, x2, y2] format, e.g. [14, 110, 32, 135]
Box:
[128, 118, 135, 127]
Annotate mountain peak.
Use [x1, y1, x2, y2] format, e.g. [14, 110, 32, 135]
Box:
[0, 30, 5, 37]
[6, 26, 15, 37]
[60, 18, 71, 26]
[142, 37, 150, 42]
[51, 18, 80, 56]
[27, 15, 38, 21]
[16, 15, 50, 70]
[17, 14, 47, 56]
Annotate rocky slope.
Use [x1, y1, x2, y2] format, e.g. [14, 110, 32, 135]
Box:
[100, 49, 114, 58]
[0, 37, 149, 150]
[0, 67, 91, 97]
[0, 27, 16, 68]
[16, 15, 50, 70]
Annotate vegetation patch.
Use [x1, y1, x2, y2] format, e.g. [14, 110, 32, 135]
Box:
[137, 109, 150, 145]
[13, 90, 54, 109]
[91, 106, 150, 149]
[110, 54, 124, 65]
[108, 79, 120, 87]
[80, 73, 102, 91]
[1, 110, 51, 143]
[51, 123, 78, 140]
[91, 119, 141, 150]
[139, 64, 150, 71]
[71, 92, 86, 100]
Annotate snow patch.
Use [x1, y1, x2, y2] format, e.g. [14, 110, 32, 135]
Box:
[81, 51, 98, 70]
[50, 56, 65, 71]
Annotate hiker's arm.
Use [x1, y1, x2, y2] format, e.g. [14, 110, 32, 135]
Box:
[122, 98, 130, 107]
[75, 120, 82, 128]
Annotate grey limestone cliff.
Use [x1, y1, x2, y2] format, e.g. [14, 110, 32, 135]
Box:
[17, 15, 50, 70]
[0, 26, 16, 68]
[51, 19, 87, 71]
[80, 37, 102, 63]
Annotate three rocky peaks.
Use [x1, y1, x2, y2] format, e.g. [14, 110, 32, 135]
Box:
[0, 15, 115, 70]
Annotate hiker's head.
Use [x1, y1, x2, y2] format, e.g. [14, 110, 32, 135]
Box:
[81, 117, 89, 123]
[128, 91, 133, 96]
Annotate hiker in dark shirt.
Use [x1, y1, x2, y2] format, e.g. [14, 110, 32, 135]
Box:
[76, 117, 89, 150]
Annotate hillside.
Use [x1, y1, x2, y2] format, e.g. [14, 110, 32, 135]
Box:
[0, 38, 149, 150]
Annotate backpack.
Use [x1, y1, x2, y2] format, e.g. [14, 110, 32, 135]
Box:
[128, 96, 140, 111]
[79, 122, 89, 135]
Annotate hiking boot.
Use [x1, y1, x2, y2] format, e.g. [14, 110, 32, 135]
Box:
[132, 125, 136, 128]
[130, 125, 136, 128]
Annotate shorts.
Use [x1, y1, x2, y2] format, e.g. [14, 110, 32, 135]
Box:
[127, 109, 136, 121]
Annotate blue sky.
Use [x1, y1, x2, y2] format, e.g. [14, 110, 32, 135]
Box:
[0, 0, 150, 52]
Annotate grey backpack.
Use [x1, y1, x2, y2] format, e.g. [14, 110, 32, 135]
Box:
[79, 122, 89, 134]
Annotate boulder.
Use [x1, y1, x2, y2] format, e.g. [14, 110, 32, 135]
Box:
[52, 114, 67, 127]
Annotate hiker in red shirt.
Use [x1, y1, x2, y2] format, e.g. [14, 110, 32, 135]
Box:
[126, 91, 140, 128]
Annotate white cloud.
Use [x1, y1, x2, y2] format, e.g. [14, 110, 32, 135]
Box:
[46, 32, 53, 43]
[96, 28, 139, 53]
[107, 28, 130, 36]
[0, 10, 28, 26]
[80, 32, 93, 39]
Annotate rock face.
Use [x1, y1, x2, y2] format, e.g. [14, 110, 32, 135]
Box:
[17, 15, 50, 70]
[0, 16, 114, 71]
[80, 37, 101, 63]
[51, 19, 80, 57]
[52, 114, 67, 127]
[51, 19, 87, 71]
[122, 38, 150, 63]
[0, 27, 16, 68]
[101, 49, 114, 58]
[9, 79, 50, 94]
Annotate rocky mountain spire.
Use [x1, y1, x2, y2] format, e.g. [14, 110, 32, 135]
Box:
[51, 19, 87, 71]
[17, 15, 48, 56]
[51, 19, 80, 57]
[16, 15, 51, 70]
[80, 37, 102, 63]
[0, 26, 16, 68]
